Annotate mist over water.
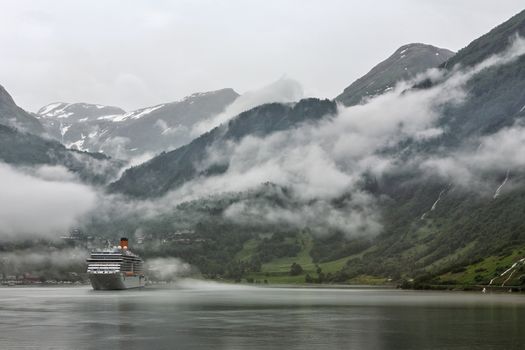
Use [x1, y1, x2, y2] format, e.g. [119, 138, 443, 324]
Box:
[0, 285, 524, 350]
[144, 257, 193, 281]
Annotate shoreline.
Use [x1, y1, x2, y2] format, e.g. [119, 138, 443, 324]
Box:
[2, 279, 523, 293]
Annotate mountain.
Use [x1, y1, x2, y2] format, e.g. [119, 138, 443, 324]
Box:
[0, 123, 122, 184]
[334, 9, 525, 287]
[0, 85, 122, 184]
[335, 43, 454, 106]
[109, 44, 455, 199]
[109, 98, 337, 197]
[37, 89, 239, 158]
[435, 10, 525, 143]
[444, 9, 525, 69]
[0, 84, 44, 135]
[37, 102, 125, 123]
[95, 9, 525, 288]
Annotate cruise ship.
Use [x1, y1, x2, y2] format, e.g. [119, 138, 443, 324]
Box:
[86, 237, 146, 290]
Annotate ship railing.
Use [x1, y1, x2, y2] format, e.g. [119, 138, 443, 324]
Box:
[87, 269, 121, 274]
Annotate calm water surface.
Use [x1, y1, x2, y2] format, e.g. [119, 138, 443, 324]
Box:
[0, 281, 524, 349]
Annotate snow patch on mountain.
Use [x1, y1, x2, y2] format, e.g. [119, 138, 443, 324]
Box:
[67, 139, 85, 151]
[57, 112, 73, 119]
[37, 102, 126, 121]
[112, 105, 165, 122]
[59, 123, 71, 137]
[96, 114, 121, 121]
[39, 103, 71, 118]
[37, 102, 67, 116]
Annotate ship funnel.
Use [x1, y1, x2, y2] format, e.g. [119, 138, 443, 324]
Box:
[120, 237, 129, 250]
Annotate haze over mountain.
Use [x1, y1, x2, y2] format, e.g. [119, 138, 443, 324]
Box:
[36, 78, 304, 161]
[37, 89, 239, 159]
[109, 43, 455, 199]
[109, 98, 336, 197]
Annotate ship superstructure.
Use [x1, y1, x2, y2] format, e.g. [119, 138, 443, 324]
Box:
[86, 237, 145, 290]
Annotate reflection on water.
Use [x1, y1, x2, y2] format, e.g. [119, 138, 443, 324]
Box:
[0, 280, 524, 349]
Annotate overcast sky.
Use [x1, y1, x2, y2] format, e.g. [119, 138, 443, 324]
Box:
[1, 0, 524, 112]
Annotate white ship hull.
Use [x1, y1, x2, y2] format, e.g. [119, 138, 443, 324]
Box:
[89, 273, 145, 290]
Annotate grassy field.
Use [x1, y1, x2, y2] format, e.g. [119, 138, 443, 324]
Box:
[233, 231, 525, 287]
[424, 241, 478, 272]
[236, 233, 386, 284]
[438, 246, 525, 286]
[234, 238, 259, 261]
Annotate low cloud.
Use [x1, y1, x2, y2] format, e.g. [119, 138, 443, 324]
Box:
[414, 127, 444, 141]
[77, 35, 525, 240]
[421, 122, 525, 191]
[30, 164, 78, 182]
[145, 257, 193, 281]
[0, 163, 97, 239]
[0, 247, 88, 279]
[0, 247, 88, 270]
[154, 119, 188, 136]
[126, 152, 156, 168]
[224, 192, 382, 237]
[99, 136, 132, 159]
[148, 35, 525, 237]
[191, 77, 304, 136]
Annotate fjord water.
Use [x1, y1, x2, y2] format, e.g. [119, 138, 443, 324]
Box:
[1, 282, 524, 350]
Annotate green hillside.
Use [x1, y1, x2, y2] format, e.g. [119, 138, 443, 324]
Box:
[88, 9, 525, 289]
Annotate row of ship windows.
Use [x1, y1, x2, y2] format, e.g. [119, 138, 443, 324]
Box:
[88, 265, 144, 272]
